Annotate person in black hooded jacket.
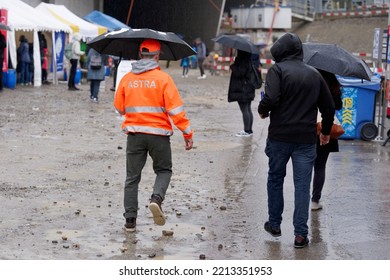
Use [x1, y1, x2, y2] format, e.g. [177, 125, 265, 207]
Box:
[228, 50, 256, 136]
[258, 33, 335, 248]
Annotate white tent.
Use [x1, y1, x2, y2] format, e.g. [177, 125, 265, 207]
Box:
[36, 3, 107, 39]
[0, 0, 71, 86]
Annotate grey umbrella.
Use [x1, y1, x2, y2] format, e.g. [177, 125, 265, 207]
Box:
[0, 23, 11, 31]
[303, 42, 373, 81]
[212, 34, 260, 54]
[87, 28, 196, 61]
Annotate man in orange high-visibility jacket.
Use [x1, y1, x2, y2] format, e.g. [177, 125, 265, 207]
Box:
[114, 39, 194, 232]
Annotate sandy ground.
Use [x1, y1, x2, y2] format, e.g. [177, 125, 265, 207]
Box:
[1, 62, 390, 261]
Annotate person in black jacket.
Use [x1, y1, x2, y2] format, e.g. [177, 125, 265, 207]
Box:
[0, 32, 6, 92]
[258, 33, 335, 248]
[311, 70, 343, 211]
[228, 50, 256, 136]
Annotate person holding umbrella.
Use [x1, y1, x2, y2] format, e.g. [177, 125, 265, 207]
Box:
[228, 50, 258, 136]
[258, 33, 335, 248]
[114, 39, 194, 232]
[213, 34, 263, 136]
[311, 69, 343, 211]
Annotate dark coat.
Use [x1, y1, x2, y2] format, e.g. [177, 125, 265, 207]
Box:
[227, 50, 255, 103]
[0, 33, 5, 63]
[258, 33, 335, 144]
[317, 70, 343, 153]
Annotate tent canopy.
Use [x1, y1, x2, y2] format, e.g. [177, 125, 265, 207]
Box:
[0, 0, 72, 87]
[84, 10, 130, 32]
[36, 3, 107, 38]
[0, 0, 71, 32]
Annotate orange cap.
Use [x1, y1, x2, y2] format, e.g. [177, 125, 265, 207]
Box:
[139, 39, 161, 55]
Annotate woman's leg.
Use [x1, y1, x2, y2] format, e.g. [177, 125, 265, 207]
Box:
[312, 149, 330, 202]
[238, 101, 253, 133]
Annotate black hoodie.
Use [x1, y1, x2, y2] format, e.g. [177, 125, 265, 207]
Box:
[258, 33, 335, 144]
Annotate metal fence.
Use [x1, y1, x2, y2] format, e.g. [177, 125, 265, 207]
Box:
[255, 0, 389, 14]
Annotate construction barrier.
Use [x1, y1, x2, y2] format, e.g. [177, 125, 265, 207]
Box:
[213, 54, 379, 77]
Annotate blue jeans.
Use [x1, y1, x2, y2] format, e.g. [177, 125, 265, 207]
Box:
[90, 80, 101, 99]
[20, 62, 30, 84]
[265, 138, 316, 237]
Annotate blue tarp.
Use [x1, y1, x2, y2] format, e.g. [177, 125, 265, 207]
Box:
[84, 10, 130, 31]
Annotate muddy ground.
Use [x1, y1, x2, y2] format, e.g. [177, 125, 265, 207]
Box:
[0, 64, 265, 260]
[1, 62, 390, 261]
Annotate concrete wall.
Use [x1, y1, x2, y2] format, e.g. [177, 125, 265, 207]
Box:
[103, 0, 224, 51]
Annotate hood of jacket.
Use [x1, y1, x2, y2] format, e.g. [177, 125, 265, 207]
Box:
[72, 33, 82, 42]
[270, 33, 303, 63]
[131, 59, 160, 74]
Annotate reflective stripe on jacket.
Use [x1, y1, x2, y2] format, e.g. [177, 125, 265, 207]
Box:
[114, 67, 193, 139]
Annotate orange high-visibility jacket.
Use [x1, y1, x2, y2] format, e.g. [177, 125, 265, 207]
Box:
[114, 67, 193, 139]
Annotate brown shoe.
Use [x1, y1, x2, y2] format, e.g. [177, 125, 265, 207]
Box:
[149, 195, 165, 225]
[124, 217, 136, 232]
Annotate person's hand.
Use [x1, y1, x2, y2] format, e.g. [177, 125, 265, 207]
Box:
[319, 133, 330, 145]
[184, 138, 193, 150]
[259, 113, 268, 119]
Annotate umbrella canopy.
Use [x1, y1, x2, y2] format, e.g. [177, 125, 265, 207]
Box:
[302, 42, 373, 81]
[87, 28, 196, 61]
[212, 34, 260, 54]
[0, 23, 11, 31]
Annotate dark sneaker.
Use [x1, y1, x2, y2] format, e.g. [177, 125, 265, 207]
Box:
[149, 194, 165, 225]
[294, 235, 309, 248]
[124, 217, 136, 232]
[264, 221, 281, 237]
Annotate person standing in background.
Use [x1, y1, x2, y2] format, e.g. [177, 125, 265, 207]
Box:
[0, 32, 6, 92]
[228, 50, 257, 137]
[180, 56, 190, 78]
[39, 33, 49, 84]
[68, 33, 84, 91]
[17, 35, 31, 86]
[86, 48, 106, 103]
[195, 37, 207, 79]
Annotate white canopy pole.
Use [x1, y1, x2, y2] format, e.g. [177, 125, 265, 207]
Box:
[33, 30, 41, 87]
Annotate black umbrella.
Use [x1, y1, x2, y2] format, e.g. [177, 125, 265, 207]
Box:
[0, 23, 11, 31]
[303, 42, 373, 81]
[212, 34, 260, 54]
[87, 28, 196, 61]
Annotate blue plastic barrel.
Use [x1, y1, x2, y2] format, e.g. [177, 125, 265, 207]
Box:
[7, 69, 16, 89]
[75, 69, 81, 84]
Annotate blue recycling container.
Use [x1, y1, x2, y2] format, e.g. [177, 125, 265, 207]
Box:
[6, 69, 17, 89]
[336, 74, 381, 140]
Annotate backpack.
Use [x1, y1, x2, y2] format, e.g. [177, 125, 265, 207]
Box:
[90, 53, 102, 70]
[248, 63, 263, 89]
[64, 42, 73, 60]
